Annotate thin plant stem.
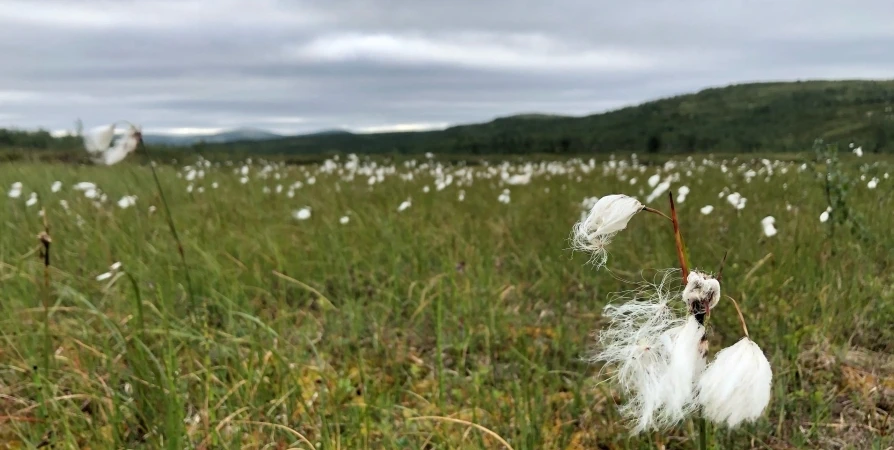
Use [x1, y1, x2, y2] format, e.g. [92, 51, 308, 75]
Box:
[699, 417, 707, 450]
[37, 209, 52, 379]
[664, 194, 708, 449]
[125, 272, 145, 334]
[667, 192, 690, 282]
[642, 206, 673, 222]
[138, 140, 196, 309]
[435, 289, 444, 408]
[725, 295, 750, 338]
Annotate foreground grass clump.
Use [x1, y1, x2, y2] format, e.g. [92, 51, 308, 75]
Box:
[1, 154, 893, 449]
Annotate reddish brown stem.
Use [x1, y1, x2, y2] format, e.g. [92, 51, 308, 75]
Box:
[668, 192, 689, 283]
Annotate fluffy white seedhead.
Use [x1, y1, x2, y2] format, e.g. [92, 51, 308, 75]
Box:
[590, 271, 702, 432]
[571, 194, 643, 268]
[761, 216, 777, 237]
[658, 316, 706, 425]
[101, 125, 142, 166]
[83, 123, 142, 165]
[682, 271, 721, 314]
[698, 337, 772, 428]
[83, 124, 116, 153]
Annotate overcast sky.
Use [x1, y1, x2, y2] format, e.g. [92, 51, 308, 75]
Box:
[2, 0, 894, 136]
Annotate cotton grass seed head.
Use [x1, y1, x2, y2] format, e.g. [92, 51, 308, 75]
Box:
[83, 124, 117, 153]
[682, 270, 721, 315]
[761, 216, 777, 237]
[589, 271, 703, 432]
[571, 194, 642, 268]
[698, 337, 772, 428]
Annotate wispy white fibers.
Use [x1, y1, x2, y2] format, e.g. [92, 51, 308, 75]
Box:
[853, 146, 863, 157]
[700, 205, 714, 215]
[397, 199, 412, 212]
[761, 216, 777, 237]
[659, 316, 706, 425]
[571, 194, 642, 268]
[51, 181, 62, 193]
[590, 272, 697, 432]
[698, 338, 772, 428]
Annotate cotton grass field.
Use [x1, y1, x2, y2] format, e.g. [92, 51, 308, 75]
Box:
[2, 151, 893, 449]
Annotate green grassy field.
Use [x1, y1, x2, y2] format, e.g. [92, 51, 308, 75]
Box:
[1, 152, 893, 449]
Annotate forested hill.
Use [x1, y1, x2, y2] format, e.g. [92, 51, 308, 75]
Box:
[5, 80, 894, 157]
[204, 80, 894, 155]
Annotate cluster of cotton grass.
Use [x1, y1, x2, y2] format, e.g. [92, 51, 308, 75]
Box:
[572, 193, 772, 437]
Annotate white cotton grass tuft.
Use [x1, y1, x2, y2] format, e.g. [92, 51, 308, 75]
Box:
[645, 179, 671, 204]
[25, 192, 38, 207]
[589, 271, 704, 432]
[682, 270, 721, 312]
[117, 195, 137, 209]
[676, 186, 690, 203]
[726, 192, 747, 210]
[398, 199, 412, 212]
[51, 181, 63, 193]
[83, 123, 142, 165]
[700, 205, 714, 215]
[339, 215, 350, 225]
[571, 194, 643, 268]
[659, 316, 707, 425]
[83, 124, 117, 153]
[761, 216, 777, 237]
[698, 337, 773, 428]
[96, 261, 123, 282]
[8, 182, 23, 198]
[73, 182, 96, 191]
[293, 207, 312, 220]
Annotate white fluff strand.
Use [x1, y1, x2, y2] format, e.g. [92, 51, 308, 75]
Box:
[658, 316, 706, 426]
[589, 272, 693, 432]
[697, 337, 772, 428]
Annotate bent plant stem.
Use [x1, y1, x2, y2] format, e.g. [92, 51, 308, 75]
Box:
[642, 206, 673, 223]
[725, 296, 750, 338]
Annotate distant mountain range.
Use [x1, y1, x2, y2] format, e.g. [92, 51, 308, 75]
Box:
[142, 127, 352, 146]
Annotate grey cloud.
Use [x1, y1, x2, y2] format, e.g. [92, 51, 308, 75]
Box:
[1, 0, 893, 134]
